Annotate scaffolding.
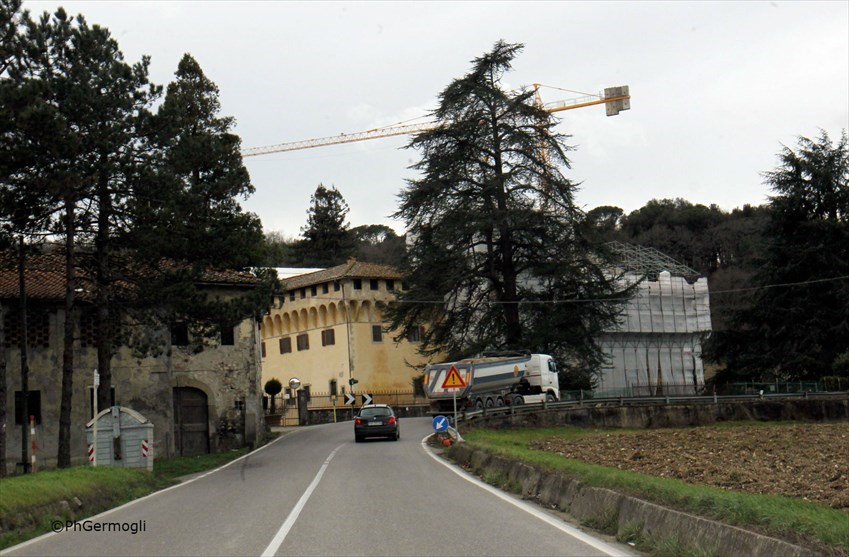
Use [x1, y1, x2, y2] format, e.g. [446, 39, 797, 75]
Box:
[596, 243, 711, 395]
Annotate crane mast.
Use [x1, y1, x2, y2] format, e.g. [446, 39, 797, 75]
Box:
[241, 84, 629, 158]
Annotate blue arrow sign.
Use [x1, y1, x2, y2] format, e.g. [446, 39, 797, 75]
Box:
[432, 415, 449, 432]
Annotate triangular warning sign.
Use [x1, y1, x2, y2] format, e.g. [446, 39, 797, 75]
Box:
[441, 365, 466, 389]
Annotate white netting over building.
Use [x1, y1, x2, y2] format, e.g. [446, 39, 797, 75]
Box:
[595, 243, 712, 396]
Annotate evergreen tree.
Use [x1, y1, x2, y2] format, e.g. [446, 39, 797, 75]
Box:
[126, 53, 269, 340]
[386, 41, 632, 386]
[350, 224, 405, 266]
[292, 184, 354, 267]
[707, 130, 849, 379]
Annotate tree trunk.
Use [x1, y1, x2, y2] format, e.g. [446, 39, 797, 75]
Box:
[96, 174, 113, 412]
[18, 237, 29, 472]
[0, 301, 7, 477]
[58, 197, 76, 467]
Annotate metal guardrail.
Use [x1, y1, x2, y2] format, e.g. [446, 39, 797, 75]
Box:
[453, 390, 849, 423]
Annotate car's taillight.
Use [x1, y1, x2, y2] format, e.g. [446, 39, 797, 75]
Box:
[355, 418, 362, 425]
[388, 416, 396, 425]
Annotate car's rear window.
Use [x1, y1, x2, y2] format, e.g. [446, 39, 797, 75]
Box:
[360, 408, 392, 418]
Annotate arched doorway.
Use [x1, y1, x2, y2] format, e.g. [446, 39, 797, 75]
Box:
[173, 387, 210, 456]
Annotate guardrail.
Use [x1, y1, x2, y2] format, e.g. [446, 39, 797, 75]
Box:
[451, 390, 849, 423]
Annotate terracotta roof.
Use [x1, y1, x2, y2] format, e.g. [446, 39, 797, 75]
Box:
[281, 259, 402, 290]
[0, 251, 258, 301]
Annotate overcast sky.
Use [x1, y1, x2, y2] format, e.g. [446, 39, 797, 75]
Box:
[23, 1, 849, 239]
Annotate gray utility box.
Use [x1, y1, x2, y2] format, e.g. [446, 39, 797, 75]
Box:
[85, 406, 154, 471]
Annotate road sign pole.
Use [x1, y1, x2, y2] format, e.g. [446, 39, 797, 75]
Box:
[452, 389, 457, 428]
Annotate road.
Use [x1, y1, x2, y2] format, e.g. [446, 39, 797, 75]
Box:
[4, 417, 634, 557]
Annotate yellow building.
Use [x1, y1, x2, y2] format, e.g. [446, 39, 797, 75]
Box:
[260, 259, 433, 401]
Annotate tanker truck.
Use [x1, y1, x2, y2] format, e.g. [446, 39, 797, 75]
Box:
[422, 352, 560, 413]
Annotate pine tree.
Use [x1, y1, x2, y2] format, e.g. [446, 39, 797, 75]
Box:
[292, 184, 354, 267]
[386, 41, 632, 386]
[709, 130, 849, 379]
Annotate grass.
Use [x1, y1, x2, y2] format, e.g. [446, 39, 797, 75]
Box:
[460, 425, 849, 554]
[0, 436, 273, 550]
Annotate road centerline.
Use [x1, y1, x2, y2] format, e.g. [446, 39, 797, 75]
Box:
[260, 443, 345, 557]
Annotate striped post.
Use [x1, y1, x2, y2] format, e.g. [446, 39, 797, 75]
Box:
[29, 416, 37, 472]
[141, 439, 149, 458]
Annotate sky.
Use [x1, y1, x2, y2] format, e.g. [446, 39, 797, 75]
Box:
[23, 1, 849, 239]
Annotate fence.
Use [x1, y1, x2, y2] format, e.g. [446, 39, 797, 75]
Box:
[263, 380, 848, 426]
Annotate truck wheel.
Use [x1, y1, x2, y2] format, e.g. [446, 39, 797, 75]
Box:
[475, 399, 484, 410]
[495, 397, 504, 407]
[513, 396, 524, 405]
[485, 398, 494, 409]
[546, 393, 556, 403]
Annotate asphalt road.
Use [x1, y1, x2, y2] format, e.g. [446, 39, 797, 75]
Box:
[5, 417, 635, 557]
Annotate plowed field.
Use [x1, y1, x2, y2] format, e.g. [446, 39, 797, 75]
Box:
[530, 421, 849, 511]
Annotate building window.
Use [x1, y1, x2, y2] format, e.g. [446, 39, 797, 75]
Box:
[334, 281, 341, 292]
[370, 279, 379, 290]
[321, 329, 335, 346]
[15, 390, 41, 425]
[372, 325, 383, 343]
[330, 379, 338, 396]
[322, 283, 329, 294]
[219, 322, 235, 346]
[407, 325, 424, 343]
[401, 281, 409, 291]
[279, 337, 292, 354]
[311, 285, 317, 296]
[289, 291, 295, 301]
[300, 288, 306, 299]
[386, 279, 395, 291]
[261, 342, 266, 358]
[303, 385, 311, 402]
[352, 279, 362, 290]
[171, 322, 189, 346]
[297, 333, 309, 351]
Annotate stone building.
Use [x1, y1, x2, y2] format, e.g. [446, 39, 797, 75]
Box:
[1, 254, 264, 472]
[260, 259, 434, 402]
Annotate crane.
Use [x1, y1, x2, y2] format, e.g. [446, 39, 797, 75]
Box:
[240, 84, 630, 158]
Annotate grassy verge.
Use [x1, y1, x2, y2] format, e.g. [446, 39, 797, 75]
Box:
[460, 426, 849, 554]
[0, 434, 276, 550]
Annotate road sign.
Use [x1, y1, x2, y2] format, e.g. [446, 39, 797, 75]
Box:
[432, 415, 449, 432]
[441, 366, 466, 389]
[361, 393, 373, 406]
[344, 393, 356, 405]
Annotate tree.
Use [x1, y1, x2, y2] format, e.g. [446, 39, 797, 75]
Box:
[386, 41, 632, 385]
[618, 198, 727, 275]
[264, 378, 282, 414]
[707, 130, 849, 379]
[291, 184, 354, 267]
[124, 53, 270, 344]
[350, 224, 405, 266]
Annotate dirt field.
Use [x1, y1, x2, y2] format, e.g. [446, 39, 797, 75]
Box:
[530, 421, 849, 511]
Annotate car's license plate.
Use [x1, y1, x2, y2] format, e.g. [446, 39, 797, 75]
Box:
[369, 421, 381, 426]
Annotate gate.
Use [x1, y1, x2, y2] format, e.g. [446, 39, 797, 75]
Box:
[173, 387, 210, 456]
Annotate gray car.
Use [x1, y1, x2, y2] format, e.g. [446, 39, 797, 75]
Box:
[354, 404, 400, 442]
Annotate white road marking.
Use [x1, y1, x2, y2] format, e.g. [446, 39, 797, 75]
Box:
[420, 436, 633, 557]
[260, 443, 344, 557]
[2, 430, 300, 555]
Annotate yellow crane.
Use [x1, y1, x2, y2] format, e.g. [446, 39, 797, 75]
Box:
[240, 84, 630, 158]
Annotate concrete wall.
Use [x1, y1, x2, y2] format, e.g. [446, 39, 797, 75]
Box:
[465, 396, 849, 430]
